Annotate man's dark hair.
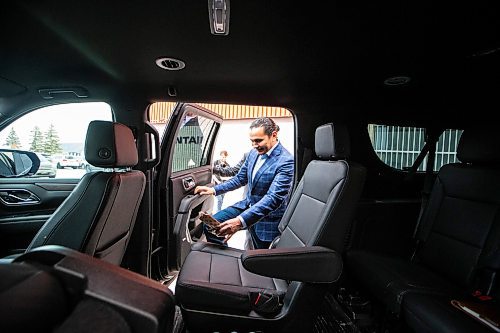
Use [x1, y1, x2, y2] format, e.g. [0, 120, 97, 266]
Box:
[220, 150, 228, 156]
[250, 117, 278, 136]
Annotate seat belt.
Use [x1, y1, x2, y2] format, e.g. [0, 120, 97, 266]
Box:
[297, 137, 313, 180]
[409, 128, 442, 262]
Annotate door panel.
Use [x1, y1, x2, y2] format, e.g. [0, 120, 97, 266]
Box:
[169, 168, 214, 270]
[0, 178, 79, 256]
[172, 191, 213, 267]
[152, 103, 222, 277]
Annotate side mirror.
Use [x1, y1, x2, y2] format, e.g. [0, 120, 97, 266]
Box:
[0, 149, 40, 178]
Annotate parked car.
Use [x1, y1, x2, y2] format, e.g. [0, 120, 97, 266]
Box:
[32, 153, 56, 178]
[55, 155, 84, 169]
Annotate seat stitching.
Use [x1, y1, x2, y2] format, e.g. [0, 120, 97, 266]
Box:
[33, 172, 105, 248]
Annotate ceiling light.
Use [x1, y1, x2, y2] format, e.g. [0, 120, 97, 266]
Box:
[208, 0, 230, 36]
[155, 57, 186, 71]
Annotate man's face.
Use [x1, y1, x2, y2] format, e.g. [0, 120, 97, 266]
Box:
[220, 154, 227, 162]
[249, 126, 277, 155]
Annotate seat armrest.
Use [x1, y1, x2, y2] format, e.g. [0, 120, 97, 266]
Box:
[241, 246, 342, 283]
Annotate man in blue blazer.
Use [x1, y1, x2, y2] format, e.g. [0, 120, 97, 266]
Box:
[195, 117, 294, 249]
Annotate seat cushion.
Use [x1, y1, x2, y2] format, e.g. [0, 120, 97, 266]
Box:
[346, 250, 459, 313]
[176, 244, 288, 314]
[402, 293, 493, 333]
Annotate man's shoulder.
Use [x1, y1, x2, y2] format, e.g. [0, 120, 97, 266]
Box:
[276, 143, 294, 161]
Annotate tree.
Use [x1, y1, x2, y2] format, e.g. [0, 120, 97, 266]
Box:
[5, 127, 21, 149]
[43, 124, 63, 155]
[29, 126, 45, 152]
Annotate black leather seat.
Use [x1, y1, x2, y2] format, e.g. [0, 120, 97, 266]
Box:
[402, 293, 493, 333]
[23, 121, 145, 265]
[175, 123, 366, 332]
[0, 245, 175, 333]
[346, 128, 500, 331]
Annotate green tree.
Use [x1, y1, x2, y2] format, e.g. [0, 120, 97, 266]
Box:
[29, 126, 45, 152]
[43, 124, 63, 155]
[5, 127, 22, 149]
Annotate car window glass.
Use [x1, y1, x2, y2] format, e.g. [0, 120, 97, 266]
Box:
[0, 102, 113, 179]
[171, 114, 217, 172]
[368, 124, 463, 171]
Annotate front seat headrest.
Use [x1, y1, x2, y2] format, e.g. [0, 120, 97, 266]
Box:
[315, 123, 350, 160]
[84, 121, 138, 168]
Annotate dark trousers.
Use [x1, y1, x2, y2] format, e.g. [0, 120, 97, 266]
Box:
[203, 206, 271, 249]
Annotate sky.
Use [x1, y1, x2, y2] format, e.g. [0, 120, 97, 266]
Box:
[0, 102, 113, 150]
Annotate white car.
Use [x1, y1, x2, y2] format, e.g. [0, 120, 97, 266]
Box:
[55, 155, 84, 169]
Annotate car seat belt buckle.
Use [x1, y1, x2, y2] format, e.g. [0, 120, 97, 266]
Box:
[250, 291, 283, 315]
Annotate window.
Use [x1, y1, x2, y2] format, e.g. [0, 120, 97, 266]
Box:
[368, 124, 463, 171]
[172, 113, 218, 173]
[0, 102, 113, 179]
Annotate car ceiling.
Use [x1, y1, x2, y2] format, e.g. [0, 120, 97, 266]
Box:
[1, 1, 500, 124]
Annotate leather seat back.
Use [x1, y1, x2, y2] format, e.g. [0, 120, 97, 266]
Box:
[27, 121, 146, 265]
[414, 128, 500, 288]
[275, 123, 366, 252]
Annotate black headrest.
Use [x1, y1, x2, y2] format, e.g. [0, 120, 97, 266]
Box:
[315, 123, 350, 160]
[84, 121, 138, 168]
[457, 128, 500, 164]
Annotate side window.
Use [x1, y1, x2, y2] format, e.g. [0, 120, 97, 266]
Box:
[368, 124, 463, 171]
[172, 113, 217, 173]
[0, 102, 113, 179]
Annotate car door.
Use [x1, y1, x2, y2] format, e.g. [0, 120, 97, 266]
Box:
[0, 102, 113, 257]
[151, 103, 222, 278]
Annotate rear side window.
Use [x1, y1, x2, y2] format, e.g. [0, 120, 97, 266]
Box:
[368, 124, 463, 171]
[171, 114, 218, 173]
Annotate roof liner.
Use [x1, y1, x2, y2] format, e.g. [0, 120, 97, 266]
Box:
[1, 1, 500, 122]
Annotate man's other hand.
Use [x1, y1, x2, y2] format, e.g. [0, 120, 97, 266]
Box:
[194, 186, 215, 195]
[215, 218, 243, 238]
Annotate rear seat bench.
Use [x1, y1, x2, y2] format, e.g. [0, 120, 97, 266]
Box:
[346, 128, 500, 332]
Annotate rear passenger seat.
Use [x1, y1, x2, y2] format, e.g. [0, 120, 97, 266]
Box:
[346, 128, 500, 332]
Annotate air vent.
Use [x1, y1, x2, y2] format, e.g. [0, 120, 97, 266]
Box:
[384, 76, 411, 86]
[156, 57, 186, 71]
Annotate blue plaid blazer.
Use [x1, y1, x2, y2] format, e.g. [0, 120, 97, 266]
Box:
[214, 142, 294, 241]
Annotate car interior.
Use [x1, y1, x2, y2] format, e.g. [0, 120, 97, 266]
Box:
[0, 120, 146, 264]
[1, 1, 499, 333]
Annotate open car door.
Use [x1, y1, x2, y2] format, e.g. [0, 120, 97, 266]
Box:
[152, 103, 222, 280]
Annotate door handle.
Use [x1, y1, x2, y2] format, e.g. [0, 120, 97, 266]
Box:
[0, 189, 41, 206]
[182, 177, 196, 191]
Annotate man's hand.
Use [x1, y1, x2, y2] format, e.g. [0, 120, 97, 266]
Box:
[215, 218, 243, 240]
[194, 186, 215, 195]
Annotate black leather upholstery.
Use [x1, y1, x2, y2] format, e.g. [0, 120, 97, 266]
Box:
[0, 245, 175, 333]
[346, 128, 500, 331]
[25, 121, 146, 265]
[241, 246, 342, 283]
[402, 294, 493, 333]
[315, 123, 350, 160]
[85, 121, 138, 167]
[175, 123, 366, 332]
[0, 263, 68, 332]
